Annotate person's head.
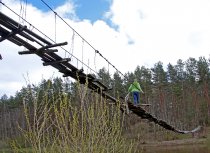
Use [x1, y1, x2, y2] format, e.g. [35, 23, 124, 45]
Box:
[134, 78, 138, 82]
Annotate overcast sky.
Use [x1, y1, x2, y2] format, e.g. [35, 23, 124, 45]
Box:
[0, 0, 210, 97]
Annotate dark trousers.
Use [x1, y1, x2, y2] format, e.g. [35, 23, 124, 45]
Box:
[132, 91, 140, 105]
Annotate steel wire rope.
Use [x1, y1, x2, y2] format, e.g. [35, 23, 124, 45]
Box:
[19, 1, 24, 26]
[19, 0, 27, 25]
[68, 30, 75, 59]
[87, 58, 90, 74]
[54, 11, 57, 42]
[94, 50, 97, 76]
[108, 59, 110, 74]
[107, 62, 111, 89]
[19, 0, 28, 54]
[40, 0, 126, 79]
[19, 1, 23, 25]
[81, 39, 84, 70]
[0, 1, 97, 75]
[24, 0, 27, 22]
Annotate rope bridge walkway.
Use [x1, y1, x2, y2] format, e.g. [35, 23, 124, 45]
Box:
[0, 4, 201, 134]
[122, 101, 202, 134]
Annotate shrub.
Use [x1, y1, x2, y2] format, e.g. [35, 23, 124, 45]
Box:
[12, 80, 136, 153]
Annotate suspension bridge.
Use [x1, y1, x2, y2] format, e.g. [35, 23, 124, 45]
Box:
[0, 1, 201, 134]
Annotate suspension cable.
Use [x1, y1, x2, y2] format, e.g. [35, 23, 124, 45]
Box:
[0, 1, 97, 75]
[54, 11, 57, 42]
[94, 50, 97, 73]
[81, 39, 84, 69]
[19, 0, 24, 25]
[40, 0, 126, 79]
[69, 30, 75, 59]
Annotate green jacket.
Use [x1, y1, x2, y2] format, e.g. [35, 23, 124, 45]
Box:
[128, 80, 143, 93]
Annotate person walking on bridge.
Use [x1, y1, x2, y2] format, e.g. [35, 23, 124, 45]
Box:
[128, 79, 144, 106]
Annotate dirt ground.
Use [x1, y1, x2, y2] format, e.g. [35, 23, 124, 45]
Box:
[139, 137, 210, 153]
[141, 137, 206, 147]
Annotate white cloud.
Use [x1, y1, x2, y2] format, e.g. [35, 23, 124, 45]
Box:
[109, 0, 210, 66]
[55, 0, 77, 19]
[0, 0, 210, 97]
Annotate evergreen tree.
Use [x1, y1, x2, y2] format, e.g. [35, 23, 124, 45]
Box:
[112, 71, 125, 97]
[196, 57, 210, 124]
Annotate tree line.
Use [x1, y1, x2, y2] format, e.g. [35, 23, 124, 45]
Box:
[0, 56, 209, 140]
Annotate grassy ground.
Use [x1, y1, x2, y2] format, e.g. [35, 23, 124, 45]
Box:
[0, 140, 11, 153]
[0, 125, 209, 153]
